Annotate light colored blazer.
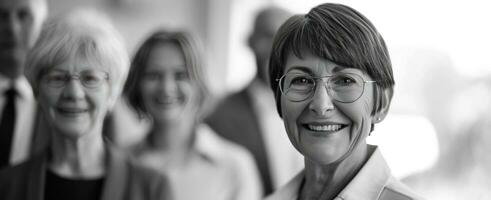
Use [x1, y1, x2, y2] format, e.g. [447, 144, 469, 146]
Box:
[131, 124, 262, 200]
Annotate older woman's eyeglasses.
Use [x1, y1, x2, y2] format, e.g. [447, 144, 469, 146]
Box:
[42, 70, 109, 89]
[277, 72, 376, 103]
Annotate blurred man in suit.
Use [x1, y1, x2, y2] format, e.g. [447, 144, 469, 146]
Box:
[0, 0, 48, 168]
[206, 6, 303, 196]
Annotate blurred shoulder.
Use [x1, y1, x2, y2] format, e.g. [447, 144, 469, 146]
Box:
[0, 151, 44, 179]
[0, 152, 46, 200]
[196, 124, 255, 164]
[113, 147, 172, 200]
[116, 145, 165, 181]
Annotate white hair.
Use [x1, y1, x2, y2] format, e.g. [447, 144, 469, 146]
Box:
[25, 8, 129, 108]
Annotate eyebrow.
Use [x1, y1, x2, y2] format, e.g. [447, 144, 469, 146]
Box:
[286, 66, 313, 74]
[45, 69, 68, 73]
[285, 65, 345, 74]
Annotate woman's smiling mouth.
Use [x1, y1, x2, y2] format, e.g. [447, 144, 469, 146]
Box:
[56, 107, 89, 117]
[154, 96, 183, 106]
[302, 122, 348, 136]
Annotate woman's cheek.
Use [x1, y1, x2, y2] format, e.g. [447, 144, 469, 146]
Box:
[355, 95, 374, 138]
[281, 98, 304, 153]
[180, 83, 200, 120]
[334, 95, 373, 141]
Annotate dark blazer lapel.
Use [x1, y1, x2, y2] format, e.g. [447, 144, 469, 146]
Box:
[26, 151, 47, 200]
[29, 104, 51, 156]
[100, 145, 127, 200]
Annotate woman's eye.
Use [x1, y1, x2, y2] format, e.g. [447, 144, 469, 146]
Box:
[17, 8, 32, 21]
[291, 77, 312, 85]
[143, 73, 161, 81]
[175, 72, 189, 80]
[45, 72, 65, 80]
[82, 74, 100, 83]
[44, 74, 66, 86]
[48, 75, 65, 82]
[332, 75, 357, 86]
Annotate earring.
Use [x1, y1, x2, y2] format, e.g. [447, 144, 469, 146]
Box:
[376, 117, 381, 122]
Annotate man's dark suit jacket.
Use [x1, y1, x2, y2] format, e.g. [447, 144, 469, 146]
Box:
[29, 106, 51, 159]
[0, 104, 51, 170]
[205, 88, 274, 195]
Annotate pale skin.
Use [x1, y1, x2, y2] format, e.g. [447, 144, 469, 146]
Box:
[38, 60, 113, 179]
[280, 52, 391, 200]
[137, 43, 201, 169]
[49, 126, 106, 178]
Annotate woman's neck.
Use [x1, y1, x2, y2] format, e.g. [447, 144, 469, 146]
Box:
[49, 129, 106, 179]
[145, 120, 196, 165]
[300, 144, 372, 200]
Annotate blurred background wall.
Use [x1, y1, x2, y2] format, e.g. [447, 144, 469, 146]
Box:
[46, 0, 491, 199]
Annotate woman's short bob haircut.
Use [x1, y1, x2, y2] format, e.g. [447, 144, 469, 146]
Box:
[269, 3, 394, 117]
[123, 30, 210, 119]
[25, 9, 129, 108]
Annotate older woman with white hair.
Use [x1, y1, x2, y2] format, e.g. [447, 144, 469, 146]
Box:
[0, 10, 171, 200]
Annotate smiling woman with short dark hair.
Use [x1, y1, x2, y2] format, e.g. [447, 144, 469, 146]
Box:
[266, 3, 423, 200]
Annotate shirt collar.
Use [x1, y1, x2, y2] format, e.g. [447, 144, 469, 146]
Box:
[337, 145, 391, 200]
[267, 146, 391, 200]
[0, 74, 34, 100]
[193, 124, 226, 164]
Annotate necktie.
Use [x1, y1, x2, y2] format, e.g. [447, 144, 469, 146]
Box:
[0, 87, 16, 168]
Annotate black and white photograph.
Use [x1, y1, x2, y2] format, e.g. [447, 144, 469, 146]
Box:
[0, 0, 489, 199]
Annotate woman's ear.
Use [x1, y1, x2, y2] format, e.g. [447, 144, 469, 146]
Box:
[372, 87, 393, 124]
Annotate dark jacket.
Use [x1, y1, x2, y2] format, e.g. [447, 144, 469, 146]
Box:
[0, 144, 172, 200]
[205, 88, 273, 194]
[29, 106, 51, 158]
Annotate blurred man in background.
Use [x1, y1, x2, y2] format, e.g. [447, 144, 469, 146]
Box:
[206, 6, 303, 196]
[0, 0, 48, 169]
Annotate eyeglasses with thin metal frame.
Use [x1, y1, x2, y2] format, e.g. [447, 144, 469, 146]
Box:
[42, 70, 110, 89]
[276, 72, 376, 103]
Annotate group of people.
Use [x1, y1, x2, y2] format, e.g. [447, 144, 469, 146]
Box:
[0, 0, 424, 199]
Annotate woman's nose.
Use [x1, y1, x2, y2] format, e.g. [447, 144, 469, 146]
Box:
[308, 82, 335, 116]
[62, 79, 85, 100]
[160, 75, 178, 94]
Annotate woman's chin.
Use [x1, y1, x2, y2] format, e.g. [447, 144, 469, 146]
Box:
[298, 131, 350, 165]
[153, 111, 182, 123]
[304, 149, 346, 165]
[53, 126, 90, 140]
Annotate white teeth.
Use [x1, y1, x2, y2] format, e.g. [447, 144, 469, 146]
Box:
[308, 124, 342, 132]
